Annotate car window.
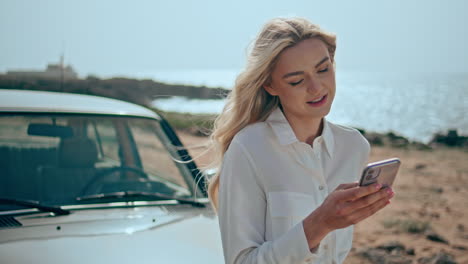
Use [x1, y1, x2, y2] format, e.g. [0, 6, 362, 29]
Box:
[129, 119, 189, 190]
[88, 119, 120, 166]
[0, 114, 192, 208]
[0, 115, 60, 148]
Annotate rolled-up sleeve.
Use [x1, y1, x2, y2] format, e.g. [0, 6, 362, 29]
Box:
[218, 139, 322, 264]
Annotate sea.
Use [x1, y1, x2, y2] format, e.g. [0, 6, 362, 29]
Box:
[148, 69, 468, 144]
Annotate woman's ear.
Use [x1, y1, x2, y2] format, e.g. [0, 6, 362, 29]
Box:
[263, 82, 278, 96]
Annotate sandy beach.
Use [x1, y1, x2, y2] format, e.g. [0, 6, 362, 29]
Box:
[177, 130, 468, 263]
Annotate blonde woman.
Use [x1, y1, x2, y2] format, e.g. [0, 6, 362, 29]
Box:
[208, 17, 394, 264]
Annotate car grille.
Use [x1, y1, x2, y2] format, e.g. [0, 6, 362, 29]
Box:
[0, 216, 22, 228]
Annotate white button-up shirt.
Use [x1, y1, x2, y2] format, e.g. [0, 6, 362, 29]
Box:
[218, 107, 370, 264]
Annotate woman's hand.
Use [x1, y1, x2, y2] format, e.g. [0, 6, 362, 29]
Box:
[302, 182, 394, 250]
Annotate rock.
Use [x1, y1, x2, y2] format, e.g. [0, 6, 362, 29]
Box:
[357, 248, 412, 264]
[412, 142, 433, 151]
[452, 245, 467, 251]
[361, 130, 434, 149]
[387, 131, 401, 141]
[415, 163, 427, 170]
[445, 130, 462, 146]
[430, 212, 440, 219]
[387, 132, 410, 148]
[365, 132, 385, 146]
[377, 241, 406, 253]
[430, 129, 468, 148]
[418, 252, 457, 264]
[426, 232, 449, 244]
[406, 248, 415, 256]
[430, 186, 444, 194]
[357, 248, 387, 263]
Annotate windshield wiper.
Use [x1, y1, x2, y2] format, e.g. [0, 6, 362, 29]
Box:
[0, 198, 70, 216]
[76, 191, 205, 208]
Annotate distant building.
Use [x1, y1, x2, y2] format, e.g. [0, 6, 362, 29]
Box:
[6, 56, 78, 80]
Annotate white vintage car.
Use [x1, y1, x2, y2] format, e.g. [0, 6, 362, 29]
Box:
[0, 89, 223, 263]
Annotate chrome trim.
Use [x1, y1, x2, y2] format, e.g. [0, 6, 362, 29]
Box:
[63, 200, 180, 210]
[63, 198, 211, 210]
[0, 208, 40, 216]
[194, 198, 211, 204]
[0, 198, 211, 216]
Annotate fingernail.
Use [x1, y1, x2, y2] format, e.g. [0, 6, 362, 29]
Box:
[386, 200, 391, 205]
[375, 184, 382, 190]
[386, 189, 394, 197]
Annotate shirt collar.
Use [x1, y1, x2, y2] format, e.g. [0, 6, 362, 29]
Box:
[266, 107, 335, 158]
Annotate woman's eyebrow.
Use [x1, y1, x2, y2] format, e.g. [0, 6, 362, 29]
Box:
[282, 71, 304, 79]
[282, 56, 330, 79]
[315, 56, 329, 68]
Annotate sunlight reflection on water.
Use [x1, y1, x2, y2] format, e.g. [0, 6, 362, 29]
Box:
[152, 72, 468, 143]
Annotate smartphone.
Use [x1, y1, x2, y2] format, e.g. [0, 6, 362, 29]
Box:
[359, 158, 401, 188]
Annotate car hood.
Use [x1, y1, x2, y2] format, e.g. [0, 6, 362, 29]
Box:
[0, 204, 224, 264]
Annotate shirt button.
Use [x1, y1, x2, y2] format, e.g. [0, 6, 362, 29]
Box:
[324, 245, 328, 250]
[319, 185, 324, 190]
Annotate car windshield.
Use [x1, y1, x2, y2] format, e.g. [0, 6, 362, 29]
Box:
[0, 114, 195, 209]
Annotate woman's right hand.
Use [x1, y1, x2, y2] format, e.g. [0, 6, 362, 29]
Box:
[302, 182, 394, 250]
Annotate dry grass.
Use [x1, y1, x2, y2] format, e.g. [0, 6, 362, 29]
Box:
[350, 146, 468, 263]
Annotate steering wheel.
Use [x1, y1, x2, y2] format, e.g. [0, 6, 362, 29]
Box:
[79, 166, 149, 196]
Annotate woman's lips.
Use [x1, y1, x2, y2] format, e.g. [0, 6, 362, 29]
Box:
[306, 94, 328, 107]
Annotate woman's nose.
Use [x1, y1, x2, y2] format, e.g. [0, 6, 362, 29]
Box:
[306, 77, 321, 94]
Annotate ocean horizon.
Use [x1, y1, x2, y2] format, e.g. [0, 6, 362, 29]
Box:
[149, 70, 468, 144]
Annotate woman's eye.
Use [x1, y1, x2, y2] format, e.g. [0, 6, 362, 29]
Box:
[289, 79, 303, 86]
[318, 67, 329, 73]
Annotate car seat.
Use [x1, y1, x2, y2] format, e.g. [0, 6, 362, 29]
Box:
[38, 137, 98, 204]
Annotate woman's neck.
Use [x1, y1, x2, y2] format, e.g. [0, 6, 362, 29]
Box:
[282, 110, 324, 146]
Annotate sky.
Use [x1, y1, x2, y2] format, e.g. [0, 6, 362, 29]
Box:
[1, 0, 467, 78]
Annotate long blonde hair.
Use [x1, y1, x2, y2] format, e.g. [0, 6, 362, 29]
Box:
[207, 17, 337, 210]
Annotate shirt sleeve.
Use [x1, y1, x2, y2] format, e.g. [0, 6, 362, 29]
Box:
[218, 139, 323, 264]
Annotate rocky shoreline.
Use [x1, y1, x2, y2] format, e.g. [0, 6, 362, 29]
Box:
[359, 129, 468, 150]
[160, 110, 468, 151]
[0, 74, 229, 106]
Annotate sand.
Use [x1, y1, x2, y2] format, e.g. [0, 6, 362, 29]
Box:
[176, 130, 468, 263]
